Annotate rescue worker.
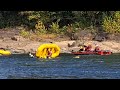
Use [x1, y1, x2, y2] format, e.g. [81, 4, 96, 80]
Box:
[85, 45, 92, 51]
[94, 45, 100, 52]
[79, 45, 84, 51]
[79, 45, 87, 52]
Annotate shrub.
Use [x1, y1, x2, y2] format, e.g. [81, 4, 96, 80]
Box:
[102, 11, 120, 34]
[60, 25, 68, 34]
[35, 20, 47, 34]
[20, 28, 30, 38]
[49, 20, 60, 34]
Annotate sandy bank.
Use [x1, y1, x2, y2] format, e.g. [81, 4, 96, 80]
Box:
[55, 40, 120, 53]
[0, 36, 120, 54]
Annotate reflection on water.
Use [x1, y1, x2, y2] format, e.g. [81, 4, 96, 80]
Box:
[0, 53, 120, 79]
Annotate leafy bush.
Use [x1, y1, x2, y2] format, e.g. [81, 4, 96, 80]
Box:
[35, 20, 47, 34]
[60, 25, 68, 34]
[102, 11, 120, 34]
[49, 20, 60, 34]
[20, 28, 30, 38]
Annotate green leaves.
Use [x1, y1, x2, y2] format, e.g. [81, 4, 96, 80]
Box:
[35, 20, 47, 34]
[102, 11, 120, 34]
[50, 20, 60, 34]
[0, 11, 120, 35]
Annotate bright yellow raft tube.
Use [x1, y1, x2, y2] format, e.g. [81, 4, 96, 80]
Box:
[0, 49, 11, 56]
[36, 43, 60, 59]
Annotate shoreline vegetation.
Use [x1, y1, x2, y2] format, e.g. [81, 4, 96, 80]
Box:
[0, 11, 120, 55]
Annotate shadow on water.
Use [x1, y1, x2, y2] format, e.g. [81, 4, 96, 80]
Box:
[0, 53, 120, 79]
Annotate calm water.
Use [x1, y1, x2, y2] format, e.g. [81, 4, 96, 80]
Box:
[0, 53, 120, 79]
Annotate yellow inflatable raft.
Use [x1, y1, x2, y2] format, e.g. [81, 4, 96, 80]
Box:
[0, 49, 11, 56]
[36, 43, 60, 59]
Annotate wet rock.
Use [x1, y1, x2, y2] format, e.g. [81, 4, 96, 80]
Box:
[11, 49, 26, 54]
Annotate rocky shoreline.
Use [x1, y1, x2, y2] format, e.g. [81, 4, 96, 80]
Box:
[0, 29, 120, 54]
[0, 35, 120, 54]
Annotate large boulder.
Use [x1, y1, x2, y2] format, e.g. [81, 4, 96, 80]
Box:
[70, 30, 94, 41]
[93, 35, 105, 42]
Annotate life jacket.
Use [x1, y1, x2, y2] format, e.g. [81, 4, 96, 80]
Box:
[85, 45, 92, 51]
[95, 46, 100, 52]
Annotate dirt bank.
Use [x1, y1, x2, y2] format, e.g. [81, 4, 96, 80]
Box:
[0, 29, 120, 54]
[1, 37, 120, 54]
[55, 40, 120, 53]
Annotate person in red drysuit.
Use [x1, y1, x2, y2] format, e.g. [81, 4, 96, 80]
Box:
[94, 45, 100, 52]
[85, 45, 92, 51]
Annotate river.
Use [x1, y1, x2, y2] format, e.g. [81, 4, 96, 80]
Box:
[0, 53, 120, 79]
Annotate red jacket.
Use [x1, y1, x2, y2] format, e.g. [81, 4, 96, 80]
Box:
[95, 46, 100, 52]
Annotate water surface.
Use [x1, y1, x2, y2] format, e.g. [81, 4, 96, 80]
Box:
[0, 53, 120, 79]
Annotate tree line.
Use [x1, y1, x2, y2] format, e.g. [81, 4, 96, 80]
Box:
[0, 11, 120, 35]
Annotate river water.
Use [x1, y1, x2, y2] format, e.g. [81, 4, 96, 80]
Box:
[0, 53, 120, 79]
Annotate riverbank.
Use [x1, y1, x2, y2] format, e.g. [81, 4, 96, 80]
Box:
[0, 29, 120, 54]
[0, 37, 120, 54]
[55, 40, 120, 53]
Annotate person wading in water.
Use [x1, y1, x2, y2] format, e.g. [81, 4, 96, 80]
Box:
[47, 48, 52, 59]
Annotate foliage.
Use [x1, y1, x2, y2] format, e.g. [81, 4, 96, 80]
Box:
[20, 28, 30, 38]
[102, 11, 120, 34]
[35, 20, 47, 34]
[49, 19, 60, 34]
[60, 25, 68, 34]
[0, 11, 119, 38]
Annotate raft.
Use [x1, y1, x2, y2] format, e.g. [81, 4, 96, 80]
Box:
[0, 49, 11, 56]
[72, 50, 112, 55]
[36, 43, 60, 59]
[97, 50, 112, 55]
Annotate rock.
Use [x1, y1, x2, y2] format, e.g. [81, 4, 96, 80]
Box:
[68, 42, 76, 47]
[11, 37, 17, 41]
[93, 35, 105, 42]
[74, 30, 94, 41]
[11, 36, 27, 41]
[10, 49, 26, 54]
